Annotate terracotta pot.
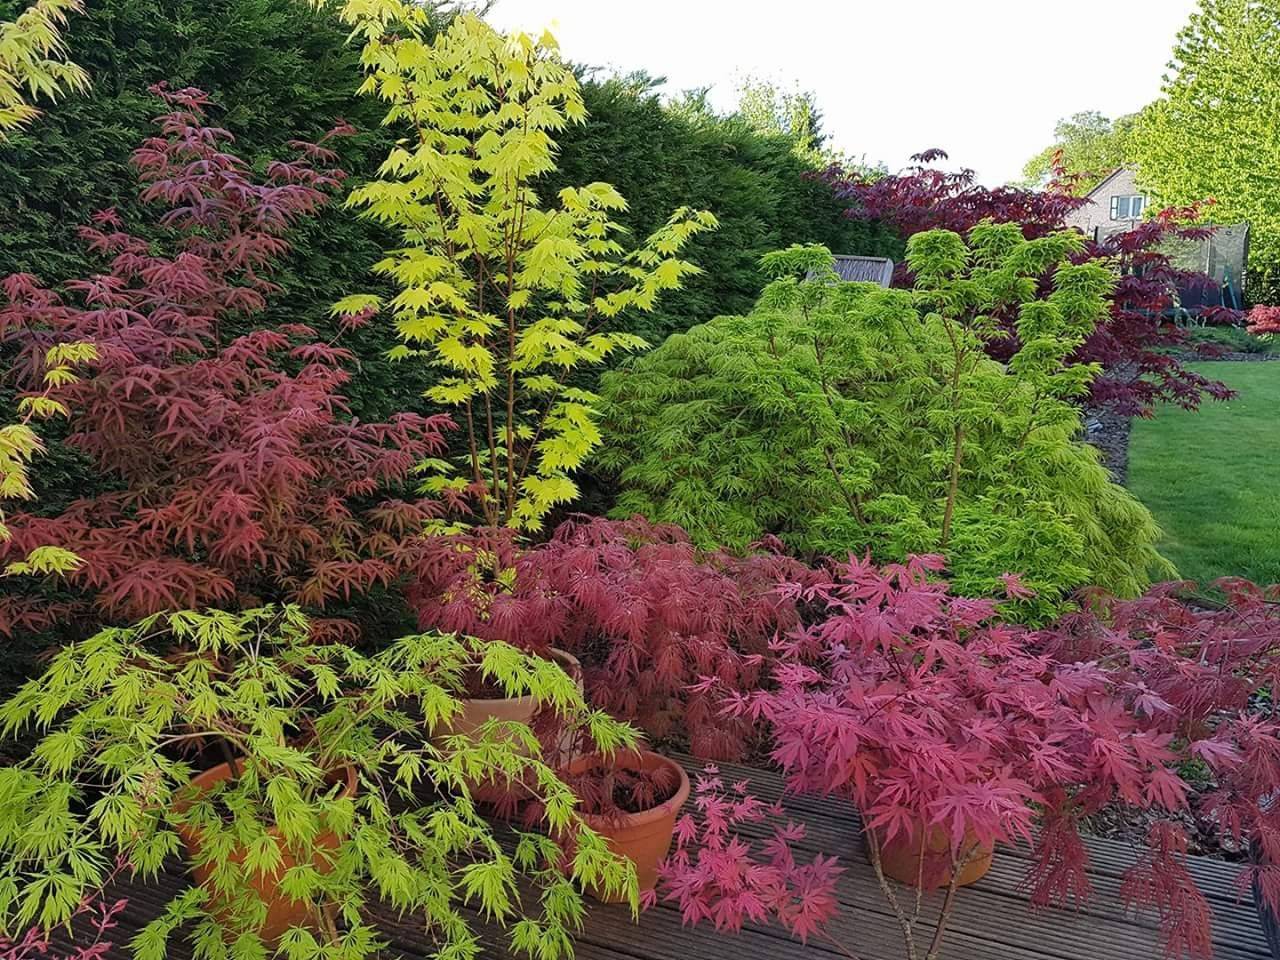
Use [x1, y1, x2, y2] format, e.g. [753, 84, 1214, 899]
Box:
[173, 761, 357, 941]
[444, 649, 582, 804]
[568, 749, 691, 903]
[873, 822, 993, 889]
[445, 648, 582, 740]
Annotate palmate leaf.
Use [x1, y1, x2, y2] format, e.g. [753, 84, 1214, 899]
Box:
[333, 6, 714, 530]
[0, 605, 635, 958]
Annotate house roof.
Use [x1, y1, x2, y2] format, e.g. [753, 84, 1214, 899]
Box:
[1084, 166, 1132, 199]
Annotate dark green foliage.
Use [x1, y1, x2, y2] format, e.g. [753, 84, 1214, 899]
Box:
[598, 235, 1170, 620]
[546, 74, 901, 347]
[1186, 324, 1279, 355]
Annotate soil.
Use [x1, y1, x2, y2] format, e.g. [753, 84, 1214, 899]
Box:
[1083, 404, 1132, 484]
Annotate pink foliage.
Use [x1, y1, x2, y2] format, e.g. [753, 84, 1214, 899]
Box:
[0, 86, 458, 636]
[709, 558, 1280, 958]
[0, 894, 126, 960]
[655, 765, 843, 942]
[408, 515, 812, 759]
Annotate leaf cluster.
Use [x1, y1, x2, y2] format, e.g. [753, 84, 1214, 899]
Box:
[407, 516, 813, 760]
[333, 7, 716, 530]
[736, 560, 1280, 960]
[0, 88, 456, 638]
[0, 605, 638, 959]
[599, 230, 1168, 619]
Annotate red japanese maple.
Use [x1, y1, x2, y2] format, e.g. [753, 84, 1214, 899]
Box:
[1246, 305, 1280, 336]
[816, 152, 1236, 416]
[408, 515, 812, 759]
[0, 86, 456, 636]
[665, 558, 1280, 959]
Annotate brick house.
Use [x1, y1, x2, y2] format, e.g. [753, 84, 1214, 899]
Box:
[1063, 166, 1148, 237]
[1063, 165, 1248, 311]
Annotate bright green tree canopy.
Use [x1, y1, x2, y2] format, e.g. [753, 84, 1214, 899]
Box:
[1131, 0, 1280, 273]
[1019, 110, 1137, 193]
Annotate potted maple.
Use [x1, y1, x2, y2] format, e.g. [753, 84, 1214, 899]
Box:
[558, 747, 692, 903]
[0, 606, 637, 955]
[410, 517, 810, 760]
[663, 558, 1280, 960]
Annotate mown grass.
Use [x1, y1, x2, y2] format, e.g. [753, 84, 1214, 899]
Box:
[1127, 361, 1280, 587]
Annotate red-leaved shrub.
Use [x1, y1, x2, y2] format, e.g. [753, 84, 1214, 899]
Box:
[667, 558, 1280, 959]
[408, 515, 811, 759]
[0, 86, 456, 637]
[1247, 304, 1280, 336]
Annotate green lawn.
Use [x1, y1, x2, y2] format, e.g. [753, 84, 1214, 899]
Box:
[1127, 361, 1280, 586]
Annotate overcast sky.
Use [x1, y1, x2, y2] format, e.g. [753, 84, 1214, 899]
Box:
[487, 0, 1198, 186]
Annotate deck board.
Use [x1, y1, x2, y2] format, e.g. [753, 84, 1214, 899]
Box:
[48, 756, 1270, 960]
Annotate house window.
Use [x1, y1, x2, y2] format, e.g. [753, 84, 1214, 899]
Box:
[1109, 195, 1145, 220]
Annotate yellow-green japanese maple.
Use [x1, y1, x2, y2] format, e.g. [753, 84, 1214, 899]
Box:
[0, 0, 90, 577]
[0, 0, 87, 136]
[333, 5, 716, 529]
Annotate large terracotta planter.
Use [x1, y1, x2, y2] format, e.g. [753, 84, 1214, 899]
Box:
[173, 761, 357, 941]
[444, 649, 581, 804]
[569, 749, 691, 903]
[445, 648, 582, 739]
[873, 823, 993, 889]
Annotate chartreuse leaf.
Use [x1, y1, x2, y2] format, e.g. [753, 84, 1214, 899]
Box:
[331, 4, 714, 530]
[0, 605, 631, 958]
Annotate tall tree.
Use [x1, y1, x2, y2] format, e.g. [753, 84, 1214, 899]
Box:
[1130, 0, 1280, 298]
[1019, 110, 1137, 193]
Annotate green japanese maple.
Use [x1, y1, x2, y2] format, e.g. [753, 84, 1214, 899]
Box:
[0, 0, 86, 136]
[0, 606, 638, 959]
[332, 4, 716, 530]
[598, 226, 1170, 619]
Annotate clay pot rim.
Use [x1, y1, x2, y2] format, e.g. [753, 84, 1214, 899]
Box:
[566, 748, 691, 829]
[459, 647, 581, 708]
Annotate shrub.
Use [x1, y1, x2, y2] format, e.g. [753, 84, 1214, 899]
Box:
[815, 152, 1236, 416]
[408, 516, 810, 759]
[0, 0, 87, 138]
[0, 87, 455, 638]
[599, 232, 1168, 618]
[0, 606, 637, 958]
[669, 561, 1280, 960]
[1247, 304, 1280, 336]
[334, 7, 715, 531]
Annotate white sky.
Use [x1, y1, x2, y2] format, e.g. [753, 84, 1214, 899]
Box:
[487, 0, 1197, 186]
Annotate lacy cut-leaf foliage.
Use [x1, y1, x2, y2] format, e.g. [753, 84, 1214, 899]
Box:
[0, 606, 638, 960]
[408, 516, 811, 760]
[335, 5, 716, 530]
[0, 87, 458, 637]
[599, 231, 1169, 618]
[702, 561, 1280, 960]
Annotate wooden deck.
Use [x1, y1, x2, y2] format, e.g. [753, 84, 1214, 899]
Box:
[57, 756, 1272, 960]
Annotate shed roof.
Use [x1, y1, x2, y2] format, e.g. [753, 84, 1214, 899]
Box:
[830, 255, 894, 287]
